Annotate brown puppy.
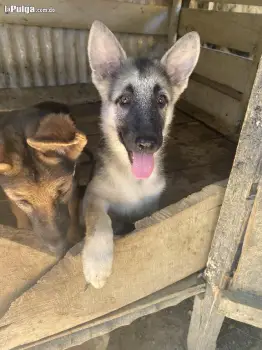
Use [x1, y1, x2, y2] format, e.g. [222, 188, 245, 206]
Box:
[0, 102, 87, 256]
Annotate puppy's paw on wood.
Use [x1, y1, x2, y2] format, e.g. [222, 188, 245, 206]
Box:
[82, 234, 113, 289]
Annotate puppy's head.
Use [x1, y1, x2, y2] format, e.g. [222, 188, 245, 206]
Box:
[88, 21, 200, 179]
[0, 112, 87, 255]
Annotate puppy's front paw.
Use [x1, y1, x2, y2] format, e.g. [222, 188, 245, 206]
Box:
[82, 234, 113, 289]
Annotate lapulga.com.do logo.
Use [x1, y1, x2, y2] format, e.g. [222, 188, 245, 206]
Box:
[4, 5, 55, 14]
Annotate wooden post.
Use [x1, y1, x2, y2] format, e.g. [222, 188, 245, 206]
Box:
[187, 286, 224, 350]
[187, 53, 262, 349]
[168, 0, 183, 46]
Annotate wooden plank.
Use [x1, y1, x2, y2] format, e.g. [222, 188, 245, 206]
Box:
[22, 274, 205, 350]
[192, 73, 242, 100]
[231, 180, 262, 295]
[0, 0, 169, 35]
[195, 47, 252, 93]
[0, 84, 99, 112]
[179, 8, 262, 52]
[198, 0, 262, 4]
[205, 54, 262, 289]
[177, 99, 241, 141]
[181, 79, 241, 139]
[177, 100, 239, 142]
[0, 181, 226, 349]
[218, 291, 262, 329]
[187, 285, 224, 350]
[234, 31, 262, 135]
[0, 225, 58, 318]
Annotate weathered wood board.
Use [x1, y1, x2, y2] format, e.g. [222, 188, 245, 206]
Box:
[0, 181, 226, 350]
[181, 79, 241, 138]
[179, 8, 262, 52]
[230, 180, 262, 295]
[187, 285, 224, 350]
[218, 290, 262, 329]
[205, 53, 262, 289]
[0, 84, 99, 112]
[195, 47, 252, 93]
[0, 225, 58, 318]
[0, 0, 169, 35]
[24, 274, 205, 350]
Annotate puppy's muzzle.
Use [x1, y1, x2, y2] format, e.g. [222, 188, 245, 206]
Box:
[135, 136, 158, 153]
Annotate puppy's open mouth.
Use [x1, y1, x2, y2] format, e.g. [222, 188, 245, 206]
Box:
[118, 132, 155, 179]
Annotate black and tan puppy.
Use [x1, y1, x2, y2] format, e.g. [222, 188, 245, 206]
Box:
[82, 21, 200, 288]
[0, 102, 87, 255]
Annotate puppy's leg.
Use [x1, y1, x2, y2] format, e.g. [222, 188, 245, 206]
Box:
[82, 194, 113, 289]
[10, 200, 31, 229]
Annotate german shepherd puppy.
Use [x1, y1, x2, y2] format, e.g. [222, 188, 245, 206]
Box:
[0, 103, 87, 255]
[82, 21, 200, 288]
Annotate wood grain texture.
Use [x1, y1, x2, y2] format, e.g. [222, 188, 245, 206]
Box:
[234, 32, 262, 135]
[23, 274, 205, 350]
[181, 79, 241, 138]
[0, 225, 58, 318]
[0, 0, 169, 35]
[0, 181, 226, 350]
[231, 180, 262, 295]
[205, 54, 262, 289]
[195, 48, 252, 93]
[218, 290, 262, 328]
[187, 285, 224, 350]
[179, 8, 262, 52]
[177, 100, 238, 142]
[0, 84, 99, 112]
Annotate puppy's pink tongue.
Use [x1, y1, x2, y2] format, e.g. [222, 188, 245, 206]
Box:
[132, 152, 154, 179]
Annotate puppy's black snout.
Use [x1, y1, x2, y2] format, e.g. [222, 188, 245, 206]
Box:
[135, 137, 158, 153]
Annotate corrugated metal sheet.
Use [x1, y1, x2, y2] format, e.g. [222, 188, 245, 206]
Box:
[0, 24, 168, 89]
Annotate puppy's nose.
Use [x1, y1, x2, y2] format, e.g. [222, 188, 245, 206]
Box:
[135, 137, 158, 153]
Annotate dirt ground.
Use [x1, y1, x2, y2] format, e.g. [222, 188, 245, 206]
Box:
[72, 298, 262, 350]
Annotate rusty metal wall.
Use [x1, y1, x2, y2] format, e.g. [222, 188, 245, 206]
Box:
[0, 23, 168, 89]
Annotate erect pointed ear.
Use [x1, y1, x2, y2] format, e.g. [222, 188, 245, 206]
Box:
[161, 32, 200, 87]
[27, 114, 87, 162]
[0, 144, 12, 174]
[88, 20, 127, 82]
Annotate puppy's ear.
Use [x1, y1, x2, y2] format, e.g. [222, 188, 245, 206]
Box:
[88, 21, 126, 82]
[0, 144, 12, 174]
[161, 32, 200, 88]
[27, 114, 87, 162]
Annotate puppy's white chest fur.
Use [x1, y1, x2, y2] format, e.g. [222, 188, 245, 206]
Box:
[90, 166, 165, 221]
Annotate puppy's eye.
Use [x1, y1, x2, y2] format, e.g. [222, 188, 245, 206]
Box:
[19, 199, 30, 206]
[17, 199, 32, 211]
[118, 95, 131, 107]
[157, 95, 167, 108]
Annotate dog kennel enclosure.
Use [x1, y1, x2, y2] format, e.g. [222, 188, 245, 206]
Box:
[0, 0, 262, 349]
